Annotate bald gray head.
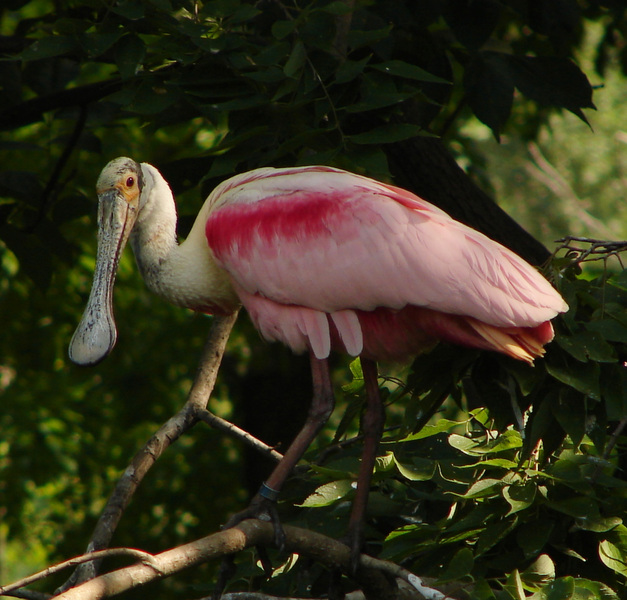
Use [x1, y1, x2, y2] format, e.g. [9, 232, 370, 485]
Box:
[69, 157, 144, 365]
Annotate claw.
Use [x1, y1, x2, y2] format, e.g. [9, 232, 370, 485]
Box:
[212, 555, 236, 600]
[342, 525, 364, 575]
[222, 487, 286, 551]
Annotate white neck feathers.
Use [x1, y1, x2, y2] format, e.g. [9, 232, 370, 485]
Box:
[129, 164, 239, 314]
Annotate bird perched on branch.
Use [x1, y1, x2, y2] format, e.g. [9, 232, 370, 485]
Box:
[70, 158, 568, 561]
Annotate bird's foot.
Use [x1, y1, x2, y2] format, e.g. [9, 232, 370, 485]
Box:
[222, 482, 286, 550]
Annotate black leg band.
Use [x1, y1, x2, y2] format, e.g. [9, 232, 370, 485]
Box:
[258, 482, 280, 502]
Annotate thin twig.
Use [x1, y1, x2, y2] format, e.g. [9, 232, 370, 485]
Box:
[555, 236, 627, 266]
[196, 408, 283, 463]
[0, 589, 51, 600]
[0, 549, 156, 596]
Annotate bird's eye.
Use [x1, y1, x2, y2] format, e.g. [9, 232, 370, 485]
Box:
[126, 177, 135, 187]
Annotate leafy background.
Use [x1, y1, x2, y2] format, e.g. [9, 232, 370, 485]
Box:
[1, 0, 627, 598]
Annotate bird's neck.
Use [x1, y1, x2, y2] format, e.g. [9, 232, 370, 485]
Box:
[129, 167, 239, 314]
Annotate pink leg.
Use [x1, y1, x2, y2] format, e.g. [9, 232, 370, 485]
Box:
[346, 357, 383, 569]
[261, 354, 334, 493]
[225, 354, 335, 545]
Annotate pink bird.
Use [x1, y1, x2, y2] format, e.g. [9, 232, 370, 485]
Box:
[69, 159, 568, 560]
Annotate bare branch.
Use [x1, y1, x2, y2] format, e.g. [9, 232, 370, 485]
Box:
[49, 520, 460, 600]
[196, 407, 283, 463]
[555, 236, 627, 266]
[62, 313, 238, 589]
[0, 549, 155, 597]
[51, 521, 397, 600]
[0, 589, 51, 600]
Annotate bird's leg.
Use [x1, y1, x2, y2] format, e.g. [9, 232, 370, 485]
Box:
[346, 357, 384, 571]
[223, 355, 335, 548]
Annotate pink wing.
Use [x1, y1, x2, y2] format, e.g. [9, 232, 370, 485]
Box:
[205, 166, 566, 359]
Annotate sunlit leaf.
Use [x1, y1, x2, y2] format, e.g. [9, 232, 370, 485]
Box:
[393, 455, 436, 481]
[598, 540, 627, 577]
[298, 480, 354, 507]
[521, 554, 555, 588]
[504, 569, 526, 600]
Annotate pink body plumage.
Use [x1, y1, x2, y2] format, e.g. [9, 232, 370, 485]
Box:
[205, 166, 566, 364]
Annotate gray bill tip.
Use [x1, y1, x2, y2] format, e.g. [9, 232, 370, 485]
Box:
[68, 307, 117, 366]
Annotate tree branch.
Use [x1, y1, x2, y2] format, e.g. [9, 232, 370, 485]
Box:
[0, 549, 155, 597]
[51, 521, 456, 600]
[61, 312, 238, 590]
[196, 408, 283, 463]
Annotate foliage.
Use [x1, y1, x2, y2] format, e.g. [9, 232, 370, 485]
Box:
[212, 259, 627, 599]
[1, 0, 627, 599]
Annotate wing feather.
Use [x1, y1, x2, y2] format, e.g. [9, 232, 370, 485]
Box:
[205, 166, 566, 331]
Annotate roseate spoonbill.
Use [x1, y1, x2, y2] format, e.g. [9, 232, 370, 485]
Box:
[69, 157, 567, 559]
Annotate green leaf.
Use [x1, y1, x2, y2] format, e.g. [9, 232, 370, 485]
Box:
[115, 34, 146, 79]
[438, 547, 474, 582]
[335, 56, 372, 84]
[227, 4, 261, 24]
[602, 366, 627, 421]
[546, 497, 599, 519]
[449, 429, 522, 456]
[79, 31, 124, 58]
[442, 0, 501, 50]
[546, 361, 601, 399]
[375, 452, 395, 473]
[504, 569, 526, 600]
[599, 525, 627, 577]
[599, 540, 627, 577]
[370, 60, 450, 84]
[111, 0, 145, 19]
[551, 393, 586, 446]
[521, 554, 555, 588]
[458, 478, 506, 499]
[517, 519, 554, 558]
[349, 123, 425, 144]
[585, 320, 627, 344]
[464, 51, 514, 140]
[298, 480, 353, 507]
[472, 579, 497, 600]
[541, 577, 576, 600]
[393, 456, 436, 481]
[503, 481, 536, 515]
[320, 1, 354, 15]
[388, 418, 462, 442]
[284, 41, 307, 78]
[575, 516, 622, 533]
[20, 36, 78, 61]
[272, 20, 296, 40]
[505, 55, 595, 123]
[573, 579, 620, 600]
[477, 518, 518, 555]
[347, 26, 392, 50]
[556, 330, 616, 363]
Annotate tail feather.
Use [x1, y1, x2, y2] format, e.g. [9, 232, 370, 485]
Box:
[468, 319, 554, 364]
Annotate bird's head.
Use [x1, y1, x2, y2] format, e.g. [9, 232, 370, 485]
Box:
[69, 157, 145, 366]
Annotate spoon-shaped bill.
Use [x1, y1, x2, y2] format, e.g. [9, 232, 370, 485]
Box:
[69, 189, 137, 365]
